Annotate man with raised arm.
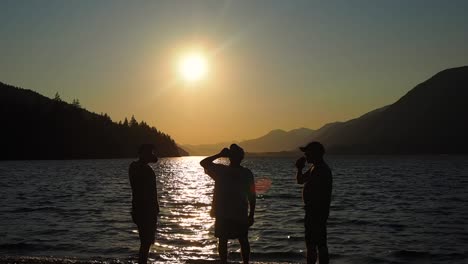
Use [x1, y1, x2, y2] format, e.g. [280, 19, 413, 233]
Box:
[200, 144, 256, 264]
[129, 144, 159, 264]
[296, 141, 333, 264]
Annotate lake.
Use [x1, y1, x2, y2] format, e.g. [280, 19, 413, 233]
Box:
[0, 156, 467, 263]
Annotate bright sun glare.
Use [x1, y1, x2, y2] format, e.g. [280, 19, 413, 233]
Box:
[179, 53, 208, 82]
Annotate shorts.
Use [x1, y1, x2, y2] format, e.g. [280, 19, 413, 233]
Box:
[132, 212, 157, 245]
[215, 217, 249, 239]
[304, 211, 327, 246]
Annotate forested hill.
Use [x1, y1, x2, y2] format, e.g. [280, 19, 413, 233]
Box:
[0, 82, 185, 159]
[305, 66, 468, 154]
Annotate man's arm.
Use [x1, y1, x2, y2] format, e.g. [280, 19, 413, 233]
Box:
[200, 148, 229, 167]
[321, 170, 333, 212]
[296, 157, 312, 184]
[296, 169, 305, 184]
[128, 163, 136, 192]
[200, 148, 229, 179]
[247, 171, 256, 226]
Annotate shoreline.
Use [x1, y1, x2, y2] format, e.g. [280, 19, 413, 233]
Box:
[0, 256, 300, 264]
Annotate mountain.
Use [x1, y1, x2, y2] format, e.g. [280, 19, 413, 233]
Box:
[0, 82, 183, 159]
[177, 145, 190, 156]
[239, 128, 315, 153]
[185, 66, 468, 156]
[183, 128, 315, 155]
[304, 66, 468, 154]
[181, 142, 231, 156]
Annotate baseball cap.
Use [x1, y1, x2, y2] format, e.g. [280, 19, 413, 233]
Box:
[229, 144, 245, 158]
[299, 141, 325, 155]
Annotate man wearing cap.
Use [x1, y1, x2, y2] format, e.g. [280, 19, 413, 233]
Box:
[129, 144, 160, 264]
[296, 141, 332, 264]
[200, 144, 256, 264]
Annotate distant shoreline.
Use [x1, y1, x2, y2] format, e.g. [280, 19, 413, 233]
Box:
[2, 153, 467, 161]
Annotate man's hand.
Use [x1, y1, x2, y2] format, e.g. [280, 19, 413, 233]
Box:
[248, 215, 254, 227]
[295, 157, 306, 170]
[219, 148, 230, 157]
[200, 148, 229, 170]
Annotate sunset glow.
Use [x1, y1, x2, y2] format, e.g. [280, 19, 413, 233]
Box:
[1, 1, 467, 144]
[178, 53, 208, 82]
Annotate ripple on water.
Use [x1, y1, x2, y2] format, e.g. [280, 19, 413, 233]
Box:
[0, 156, 467, 263]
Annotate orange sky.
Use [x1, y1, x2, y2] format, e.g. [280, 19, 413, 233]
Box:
[1, 1, 467, 144]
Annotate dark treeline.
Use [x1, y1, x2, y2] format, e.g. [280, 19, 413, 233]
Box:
[0, 82, 187, 160]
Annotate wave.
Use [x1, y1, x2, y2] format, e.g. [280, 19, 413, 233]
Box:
[1, 252, 466, 264]
[254, 251, 303, 260]
[9, 206, 68, 213]
[389, 250, 467, 262]
[0, 242, 46, 251]
[0, 242, 82, 253]
[0, 256, 120, 264]
[259, 193, 300, 200]
[0, 256, 299, 264]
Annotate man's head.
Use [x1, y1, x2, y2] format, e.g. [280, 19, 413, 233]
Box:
[300, 141, 325, 163]
[229, 144, 245, 166]
[138, 144, 158, 163]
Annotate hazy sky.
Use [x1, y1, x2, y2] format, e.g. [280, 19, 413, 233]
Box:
[1, 0, 467, 144]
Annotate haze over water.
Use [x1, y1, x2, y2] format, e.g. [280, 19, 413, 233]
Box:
[1, 156, 467, 263]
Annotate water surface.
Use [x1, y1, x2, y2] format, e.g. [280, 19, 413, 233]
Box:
[0, 156, 467, 263]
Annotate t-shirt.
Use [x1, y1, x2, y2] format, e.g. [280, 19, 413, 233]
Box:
[129, 161, 159, 218]
[204, 164, 255, 223]
[302, 162, 332, 218]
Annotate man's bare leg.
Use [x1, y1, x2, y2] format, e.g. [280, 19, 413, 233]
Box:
[218, 238, 228, 263]
[138, 242, 151, 264]
[318, 245, 329, 264]
[238, 236, 250, 264]
[306, 243, 317, 264]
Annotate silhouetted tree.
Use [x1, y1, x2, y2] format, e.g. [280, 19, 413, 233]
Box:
[54, 92, 62, 101]
[72, 99, 81, 108]
[103, 113, 111, 122]
[0, 82, 183, 159]
[130, 115, 138, 127]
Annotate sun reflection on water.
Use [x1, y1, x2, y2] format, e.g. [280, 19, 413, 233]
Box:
[150, 157, 218, 262]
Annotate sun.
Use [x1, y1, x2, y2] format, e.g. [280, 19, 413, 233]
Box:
[178, 53, 208, 82]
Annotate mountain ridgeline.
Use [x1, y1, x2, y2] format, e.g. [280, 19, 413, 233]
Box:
[308, 66, 468, 154]
[184, 66, 468, 155]
[183, 128, 315, 155]
[240, 128, 315, 153]
[2, 66, 466, 158]
[0, 82, 185, 159]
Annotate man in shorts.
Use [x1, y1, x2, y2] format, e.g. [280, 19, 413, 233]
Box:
[129, 144, 159, 264]
[296, 141, 332, 264]
[200, 144, 256, 264]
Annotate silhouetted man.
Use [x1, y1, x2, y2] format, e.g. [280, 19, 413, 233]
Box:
[129, 144, 159, 264]
[200, 144, 256, 264]
[296, 142, 332, 264]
